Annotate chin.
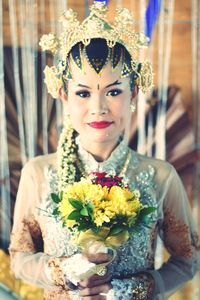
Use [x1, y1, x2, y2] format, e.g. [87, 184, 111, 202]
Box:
[87, 134, 119, 145]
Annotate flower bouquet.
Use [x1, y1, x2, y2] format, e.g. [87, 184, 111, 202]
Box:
[51, 172, 155, 284]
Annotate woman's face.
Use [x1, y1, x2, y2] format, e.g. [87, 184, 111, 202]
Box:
[60, 56, 137, 150]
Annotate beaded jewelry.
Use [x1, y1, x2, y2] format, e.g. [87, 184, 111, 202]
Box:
[130, 103, 136, 113]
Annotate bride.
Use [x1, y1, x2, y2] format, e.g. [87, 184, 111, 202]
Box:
[9, 2, 200, 300]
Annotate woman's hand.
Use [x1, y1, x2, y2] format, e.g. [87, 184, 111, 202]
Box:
[78, 252, 113, 299]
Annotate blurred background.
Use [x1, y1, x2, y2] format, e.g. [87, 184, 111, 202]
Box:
[0, 0, 200, 299]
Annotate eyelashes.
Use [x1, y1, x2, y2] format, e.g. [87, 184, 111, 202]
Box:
[106, 89, 122, 97]
[75, 89, 123, 98]
[75, 91, 90, 98]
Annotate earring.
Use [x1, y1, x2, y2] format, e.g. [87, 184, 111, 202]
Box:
[130, 103, 136, 112]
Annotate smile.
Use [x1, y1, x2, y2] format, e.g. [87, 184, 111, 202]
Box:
[87, 121, 113, 129]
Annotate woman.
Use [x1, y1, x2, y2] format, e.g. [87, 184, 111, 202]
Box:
[9, 2, 200, 300]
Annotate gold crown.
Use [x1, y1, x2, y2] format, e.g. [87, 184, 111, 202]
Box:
[39, 1, 153, 98]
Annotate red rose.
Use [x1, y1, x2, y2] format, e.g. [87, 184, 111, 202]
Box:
[90, 172, 123, 188]
[91, 172, 107, 179]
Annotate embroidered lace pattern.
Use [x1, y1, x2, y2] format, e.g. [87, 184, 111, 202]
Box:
[46, 257, 71, 289]
[38, 167, 78, 257]
[43, 289, 71, 300]
[76, 137, 130, 175]
[111, 273, 154, 300]
[10, 215, 43, 253]
[162, 209, 194, 258]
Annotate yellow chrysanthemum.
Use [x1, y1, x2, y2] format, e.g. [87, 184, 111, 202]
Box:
[93, 209, 111, 227]
[59, 179, 143, 229]
[59, 194, 74, 217]
[63, 181, 107, 204]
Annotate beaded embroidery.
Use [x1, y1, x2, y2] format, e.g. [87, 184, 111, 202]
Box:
[163, 209, 194, 258]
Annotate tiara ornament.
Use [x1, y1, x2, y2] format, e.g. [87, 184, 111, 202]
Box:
[39, 2, 153, 98]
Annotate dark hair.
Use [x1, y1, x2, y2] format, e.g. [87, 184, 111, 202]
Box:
[63, 38, 139, 92]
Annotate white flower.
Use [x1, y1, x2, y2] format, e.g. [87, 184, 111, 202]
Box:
[39, 33, 58, 54]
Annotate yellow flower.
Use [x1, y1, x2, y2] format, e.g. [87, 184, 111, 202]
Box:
[63, 181, 106, 205]
[59, 195, 74, 217]
[93, 208, 111, 227]
[58, 179, 143, 230]
[84, 184, 106, 204]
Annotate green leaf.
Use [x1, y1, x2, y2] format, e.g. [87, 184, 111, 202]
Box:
[87, 203, 95, 210]
[140, 207, 156, 216]
[87, 204, 94, 218]
[78, 222, 90, 231]
[109, 226, 124, 236]
[51, 193, 61, 204]
[129, 225, 141, 235]
[69, 198, 83, 210]
[59, 191, 64, 200]
[52, 207, 59, 216]
[67, 210, 81, 220]
[80, 207, 89, 217]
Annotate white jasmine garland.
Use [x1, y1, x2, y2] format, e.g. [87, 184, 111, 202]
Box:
[57, 116, 77, 191]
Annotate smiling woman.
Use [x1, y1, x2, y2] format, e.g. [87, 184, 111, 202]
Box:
[59, 41, 137, 161]
[9, 2, 200, 300]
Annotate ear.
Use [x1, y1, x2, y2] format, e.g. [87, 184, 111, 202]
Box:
[131, 85, 139, 101]
[59, 87, 68, 103]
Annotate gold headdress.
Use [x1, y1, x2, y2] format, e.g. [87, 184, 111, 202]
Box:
[39, 1, 153, 98]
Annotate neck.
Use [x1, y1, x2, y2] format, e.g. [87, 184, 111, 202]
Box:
[79, 138, 120, 162]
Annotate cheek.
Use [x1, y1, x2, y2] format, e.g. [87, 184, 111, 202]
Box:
[68, 99, 85, 118]
[113, 99, 131, 119]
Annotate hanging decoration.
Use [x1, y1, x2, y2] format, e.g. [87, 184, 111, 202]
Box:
[145, 0, 162, 41]
[153, 0, 174, 271]
[155, 0, 174, 160]
[40, 0, 48, 155]
[8, 0, 26, 165]
[19, 0, 38, 159]
[0, 0, 11, 250]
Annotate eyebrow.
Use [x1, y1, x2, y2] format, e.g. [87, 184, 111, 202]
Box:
[76, 80, 122, 89]
[105, 80, 122, 88]
[76, 83, 91, 89]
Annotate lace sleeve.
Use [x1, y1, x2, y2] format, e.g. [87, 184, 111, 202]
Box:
[149, 165, 200, 299]
[9, 160, 68, 290]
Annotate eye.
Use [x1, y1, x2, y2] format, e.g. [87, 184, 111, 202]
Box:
[106, 89, 122, 97]
[75, 90, 90, 98]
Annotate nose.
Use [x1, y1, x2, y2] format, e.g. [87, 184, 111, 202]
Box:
[89, 95, 108, 115]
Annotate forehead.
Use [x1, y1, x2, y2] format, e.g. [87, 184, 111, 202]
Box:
[68, 56, 130, 88]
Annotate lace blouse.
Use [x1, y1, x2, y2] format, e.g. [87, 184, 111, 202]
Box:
[9, 140, 200, 299]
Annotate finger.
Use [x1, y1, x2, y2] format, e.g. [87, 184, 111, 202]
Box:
[80, 295, 106, 300]
[79, 273, 112, 288]
[84, 253, 112, 264]
[79, 283, 111, 297]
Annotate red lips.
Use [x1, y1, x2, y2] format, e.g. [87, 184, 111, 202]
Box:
[87, 121, 113, 129]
